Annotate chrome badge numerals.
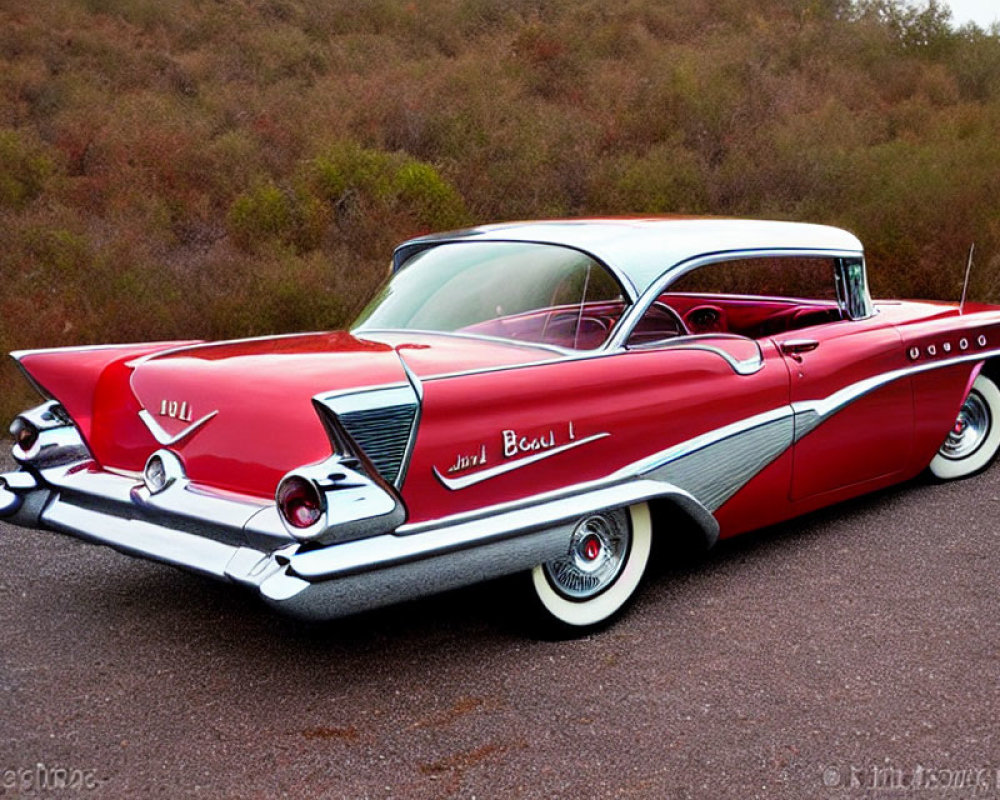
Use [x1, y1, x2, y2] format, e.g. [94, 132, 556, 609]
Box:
[159, 399, 193, 422]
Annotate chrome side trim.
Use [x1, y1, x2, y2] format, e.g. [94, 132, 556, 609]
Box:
[259, 523, 577, 621]
[791, 346, 1000, 441]
[646, 416, 794, 511]
[628, 335, 764, 375]
[288, 478, 696, 580]
[432, 433, 610, 490]
[137, 409, 218, 446]
[608, 248, 864, 350]
[619, 407, 793, 479]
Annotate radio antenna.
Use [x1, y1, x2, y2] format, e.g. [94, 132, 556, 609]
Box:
[959, 243, 975, 315]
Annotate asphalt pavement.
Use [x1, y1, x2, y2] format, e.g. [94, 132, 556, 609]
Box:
[2, 449, 999, 799]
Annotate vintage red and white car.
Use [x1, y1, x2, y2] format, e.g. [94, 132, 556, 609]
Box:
[3, 218, 999, 634]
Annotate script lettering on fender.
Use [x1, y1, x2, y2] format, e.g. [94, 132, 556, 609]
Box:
[502, 421, 577, 458]
[445, 444, 488, 474]
[433, 421, 607, 490]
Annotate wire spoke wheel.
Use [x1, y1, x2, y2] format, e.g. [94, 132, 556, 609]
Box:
[528, 502, 652, 635]
[543, 511, 630, 600]
[930, 374, 1000, 480]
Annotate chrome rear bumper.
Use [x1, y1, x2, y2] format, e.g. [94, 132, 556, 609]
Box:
[2, 411, 711, 621]
[0, 461, 579, 621]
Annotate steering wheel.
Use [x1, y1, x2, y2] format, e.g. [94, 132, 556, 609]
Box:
[684, 304, 726, 334]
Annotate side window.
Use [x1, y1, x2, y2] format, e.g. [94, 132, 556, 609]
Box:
[627, 256, 844, 345]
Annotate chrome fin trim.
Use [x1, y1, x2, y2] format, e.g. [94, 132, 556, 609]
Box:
[138, 409, 218, 446]
[314, 383, 420, 487]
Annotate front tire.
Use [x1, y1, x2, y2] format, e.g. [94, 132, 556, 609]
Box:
[929, 373, 1000, 480]
[528, 502, 652, 636]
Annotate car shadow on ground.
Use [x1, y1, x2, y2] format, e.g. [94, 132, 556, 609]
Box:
[80, 472, 937, 656]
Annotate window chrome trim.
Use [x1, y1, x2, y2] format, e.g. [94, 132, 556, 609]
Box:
[608, 248, 866, 350]
[357, 327, 582, 356]
[625, 334, 765, 375]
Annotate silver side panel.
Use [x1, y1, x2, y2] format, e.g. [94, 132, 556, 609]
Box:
[644, 416, 795, 511]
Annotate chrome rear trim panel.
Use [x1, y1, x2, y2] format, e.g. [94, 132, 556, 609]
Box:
[259, 522, 576, 621]
[288, 478, 705, 580]
[42, 500, 242, 580]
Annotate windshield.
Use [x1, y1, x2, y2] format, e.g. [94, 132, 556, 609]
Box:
[354, 241, 628, 350]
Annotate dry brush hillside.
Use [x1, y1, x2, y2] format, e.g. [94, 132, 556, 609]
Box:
[1, 0, 999, 418]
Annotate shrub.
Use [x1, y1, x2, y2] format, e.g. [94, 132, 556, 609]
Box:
[227, 182, 295, 251]
[0, 129, 56, 210]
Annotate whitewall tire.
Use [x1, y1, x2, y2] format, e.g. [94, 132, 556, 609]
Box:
[528, 502, 652, 635]
[929, 373, 1000, 480]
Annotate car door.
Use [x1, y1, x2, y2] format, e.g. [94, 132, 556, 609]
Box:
[772, 309, 914, 502]
[657, 252, 914, 505]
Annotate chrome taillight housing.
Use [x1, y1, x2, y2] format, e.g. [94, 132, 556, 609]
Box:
[10, 417, 39, 451]
[274, 456, 406, 544]
[142, 450, 186, 495]
[276, 476, 325, 530]
[10, 400, 86, 467]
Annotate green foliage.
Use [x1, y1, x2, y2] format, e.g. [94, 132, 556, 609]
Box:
[304, 143, 468, 231]
[226, 143, 469, 254]
[0, 130, 56, 210]
[228, 183, 295, 251]
[392, 160, 469, 230]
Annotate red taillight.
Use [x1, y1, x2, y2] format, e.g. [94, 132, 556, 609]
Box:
[277, 477, 323, 529]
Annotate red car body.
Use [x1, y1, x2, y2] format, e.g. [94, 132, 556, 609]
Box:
[3, 218, 998, 633]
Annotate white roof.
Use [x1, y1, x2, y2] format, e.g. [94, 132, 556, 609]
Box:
[395, 218, 863, 298]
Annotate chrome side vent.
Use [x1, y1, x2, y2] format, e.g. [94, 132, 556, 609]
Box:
[314, 385, 420, 487]
[339, 404, 416, 484]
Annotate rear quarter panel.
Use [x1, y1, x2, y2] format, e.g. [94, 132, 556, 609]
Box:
[400, 344, 790, 526]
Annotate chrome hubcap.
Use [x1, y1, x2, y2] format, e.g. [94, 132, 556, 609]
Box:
[543, 510, 631, 600]
[941, 390, 991, 460]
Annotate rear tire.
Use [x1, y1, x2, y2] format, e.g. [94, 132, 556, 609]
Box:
[929, 373, 1000, 480]
[527, 502, 652, 637]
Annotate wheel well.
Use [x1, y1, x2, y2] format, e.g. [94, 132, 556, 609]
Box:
[647, 496, 718, 563]
[980, 357, 1000, 387]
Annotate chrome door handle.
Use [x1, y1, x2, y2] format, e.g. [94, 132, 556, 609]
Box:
[780, 339, 819, 362]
